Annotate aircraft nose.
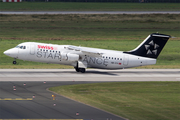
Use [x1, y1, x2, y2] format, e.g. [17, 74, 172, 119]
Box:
[3, 48, 18, 58]
[3, 50, 11, 56]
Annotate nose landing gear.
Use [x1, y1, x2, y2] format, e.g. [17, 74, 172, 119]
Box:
[13, 58, 17, 64]
[13, 61, 16, 64]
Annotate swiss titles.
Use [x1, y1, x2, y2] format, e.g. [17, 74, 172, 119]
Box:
[37, 45, 57, 50]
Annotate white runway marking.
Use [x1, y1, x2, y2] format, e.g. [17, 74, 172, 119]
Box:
[0, 69, 180, 82]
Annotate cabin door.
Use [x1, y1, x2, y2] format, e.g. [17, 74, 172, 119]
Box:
[123, 55, 129, 66]
[30, 44, 35, 55]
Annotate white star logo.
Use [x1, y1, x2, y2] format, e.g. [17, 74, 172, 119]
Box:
[149, 40, 154, 46]
[145, 45, 150, 50]
[154, 44, 159, 49]
[145, 40, 159, 55]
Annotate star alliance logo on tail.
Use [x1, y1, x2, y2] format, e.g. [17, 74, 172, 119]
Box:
[145, 40, 159, 55]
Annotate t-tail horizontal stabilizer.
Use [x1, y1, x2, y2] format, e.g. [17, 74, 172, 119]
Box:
[124, 33, 171, 59]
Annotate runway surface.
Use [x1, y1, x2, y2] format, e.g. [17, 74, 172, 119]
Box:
[0, 69, 180, 81]
[0, 69, 179, 119]
[0, 11, 180, 14]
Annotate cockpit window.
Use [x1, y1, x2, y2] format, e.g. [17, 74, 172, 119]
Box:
[17, 45, 26, 49]
[16, 46, 26, 49]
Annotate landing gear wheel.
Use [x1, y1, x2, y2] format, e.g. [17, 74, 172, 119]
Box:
[13, 61, 17, 64]
[74, 67, 80, 72]
[79, 68, 86, 73]
[74, 62, 86, 73]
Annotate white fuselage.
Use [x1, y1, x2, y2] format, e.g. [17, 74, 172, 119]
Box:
[6, 42, 156, 69]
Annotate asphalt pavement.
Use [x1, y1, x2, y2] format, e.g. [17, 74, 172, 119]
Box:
[0, 81, 124, 120]
[0, 69, 179, 119]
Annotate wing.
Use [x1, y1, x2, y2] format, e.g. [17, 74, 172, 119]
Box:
[65, 45, 102, 57]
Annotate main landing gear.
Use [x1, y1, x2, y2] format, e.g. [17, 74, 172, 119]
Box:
[13, 58, 17, 64]
[74, 67, 86, 73]
[74, 61, 86, 73]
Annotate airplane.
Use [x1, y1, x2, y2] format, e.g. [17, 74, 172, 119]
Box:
[3, 33, 171, 73]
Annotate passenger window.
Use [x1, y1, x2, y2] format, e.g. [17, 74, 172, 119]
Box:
[59, 51, 60, 53]
[112, 57, 113, 59]
[115, 58, 116, 60]
[106, 57, 107, 59]
[23, 46, 26, 49]
[117, 58, 119, 60]
[46, 50, 48, 52]
[109, 57, 110, 59]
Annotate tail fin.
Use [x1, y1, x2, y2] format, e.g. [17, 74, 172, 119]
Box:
[124, 33, 171, 59]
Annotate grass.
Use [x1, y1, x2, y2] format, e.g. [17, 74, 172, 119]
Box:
[49, 82, 180, 120]
[0, 14, 180, 68]
[0, 2, 180, 11]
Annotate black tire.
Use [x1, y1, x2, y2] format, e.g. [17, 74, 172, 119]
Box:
[79, 68, 86, 73]
[13, 61, 16, 64]
[74, 67, 80, 72]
